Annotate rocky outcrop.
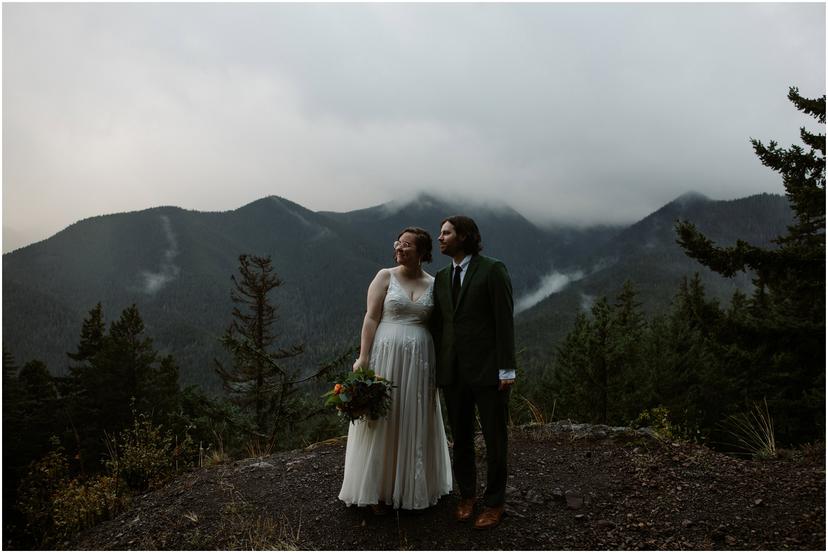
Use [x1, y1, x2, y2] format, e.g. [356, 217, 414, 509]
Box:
[71, 424, 825, 551]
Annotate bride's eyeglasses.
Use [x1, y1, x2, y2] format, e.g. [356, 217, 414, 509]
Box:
[393, 240, 414, 250]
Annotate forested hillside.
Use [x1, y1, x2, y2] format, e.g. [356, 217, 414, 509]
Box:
[3, 193, 791, 391]
[516, 192, 793, 372]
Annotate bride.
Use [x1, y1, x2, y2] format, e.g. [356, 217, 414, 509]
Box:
[338, 227, 452, 513]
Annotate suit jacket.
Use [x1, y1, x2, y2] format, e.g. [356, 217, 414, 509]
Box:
[432, 254, 517, 387]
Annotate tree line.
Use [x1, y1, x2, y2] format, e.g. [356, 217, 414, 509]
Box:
[3, 255, 351, 548]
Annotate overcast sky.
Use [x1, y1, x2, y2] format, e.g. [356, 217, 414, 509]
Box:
[3, 2, 825, 252]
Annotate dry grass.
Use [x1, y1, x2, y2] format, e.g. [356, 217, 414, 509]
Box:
[721, 398, 777, 459]
[206, 474, 305, 550]
[522, 395, 549, 425]
[200, 430, 231, 467]
[226, 512, 301, 550]
[204, 449, 230, 467]
[245, 436, 277, 459]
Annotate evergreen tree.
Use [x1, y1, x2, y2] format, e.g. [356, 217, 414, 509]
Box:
[650, 276, 725, 438]
[215, 255, 303, 439]
[3, 358, 64, 539]
[551, 284, 647, 425]
[676, 88, 825, 443]
[3, 350, 25, 529]
[3, 350, 22, 447]
[588, 298, 614, 425]
[3, 349, 20, 390]
[104, 305, 180, 421]
[611, 281, 647, 418]
[14, 360, 62, 459]
[149, 355, 181, 416]
[65, 303, 182, 469]
[67, 302, 105, 368]
[550, 312, 594, 421]
[60, 303, 109, 472]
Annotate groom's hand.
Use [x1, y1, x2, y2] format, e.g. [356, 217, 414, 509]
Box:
[498, 379, 515, 391]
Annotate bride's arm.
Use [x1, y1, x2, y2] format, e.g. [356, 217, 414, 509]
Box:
[353, 269, 390, 371]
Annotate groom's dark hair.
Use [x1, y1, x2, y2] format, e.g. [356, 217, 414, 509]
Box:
[442, 215, 482, 255]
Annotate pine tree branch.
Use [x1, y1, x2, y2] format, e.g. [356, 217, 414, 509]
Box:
[788, 87, 826, 124]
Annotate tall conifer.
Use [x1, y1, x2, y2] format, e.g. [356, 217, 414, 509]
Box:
[216, 255, 303, 438]
[676, 88, 825, 443]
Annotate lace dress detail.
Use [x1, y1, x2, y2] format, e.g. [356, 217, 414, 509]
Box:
[338, 273, 452, 510]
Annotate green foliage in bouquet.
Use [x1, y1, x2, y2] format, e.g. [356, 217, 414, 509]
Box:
[322, 367, 394, 423]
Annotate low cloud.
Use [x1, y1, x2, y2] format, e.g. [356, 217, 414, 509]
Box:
[2, 4, 823, 250]
[140, 215, 180, 294]
[515, 269, 585, 313]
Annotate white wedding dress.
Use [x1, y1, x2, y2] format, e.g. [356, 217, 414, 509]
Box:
[338, 273, 452, 510]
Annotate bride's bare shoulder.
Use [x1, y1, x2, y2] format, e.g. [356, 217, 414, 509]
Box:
[370, 268, 394, 286]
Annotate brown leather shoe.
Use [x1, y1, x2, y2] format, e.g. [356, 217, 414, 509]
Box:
[454, 497, 476, 522]
[474, 506, 505, 529]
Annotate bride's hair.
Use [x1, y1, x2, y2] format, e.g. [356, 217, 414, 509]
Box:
[397, 227, 433, 263]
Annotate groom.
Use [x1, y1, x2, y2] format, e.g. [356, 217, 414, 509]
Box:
[432, 215, 516, 530]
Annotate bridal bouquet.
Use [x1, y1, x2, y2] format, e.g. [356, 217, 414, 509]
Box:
[323, 367, 394, 423]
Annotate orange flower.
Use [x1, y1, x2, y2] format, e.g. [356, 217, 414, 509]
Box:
[333, 383, 343, 395]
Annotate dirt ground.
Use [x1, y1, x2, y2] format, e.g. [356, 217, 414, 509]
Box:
[71, 424, 825, 550]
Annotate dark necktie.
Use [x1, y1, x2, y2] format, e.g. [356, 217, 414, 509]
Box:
[452, 265, 463, 307]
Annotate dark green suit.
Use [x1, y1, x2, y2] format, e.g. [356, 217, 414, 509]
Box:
[432, 254, 516, 507]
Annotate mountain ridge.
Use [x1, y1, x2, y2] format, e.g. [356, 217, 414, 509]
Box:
[3, 191, 792, 390]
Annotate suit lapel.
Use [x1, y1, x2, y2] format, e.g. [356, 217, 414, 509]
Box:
[454, 255, 480, 313]
[439, 265, 454, 314]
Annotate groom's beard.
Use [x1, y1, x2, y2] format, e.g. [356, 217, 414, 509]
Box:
[440, 243, 460, 257]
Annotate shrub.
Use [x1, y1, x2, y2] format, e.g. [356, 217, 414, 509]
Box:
[14, 417, 198, 546]
[105, 413, 189, 493]
[16, 439, 69, 545]
[799, 440, 825, 463]
[51, 475, 127, 538]
[632, 406, 676, 440]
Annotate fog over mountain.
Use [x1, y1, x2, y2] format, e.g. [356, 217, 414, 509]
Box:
[515, 270, 586, 314]
[140, 215, 182, 295]
[3, 3, 824, 252]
